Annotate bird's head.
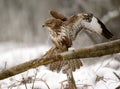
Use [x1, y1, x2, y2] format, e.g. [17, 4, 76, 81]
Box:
[42, 18, 63, 31]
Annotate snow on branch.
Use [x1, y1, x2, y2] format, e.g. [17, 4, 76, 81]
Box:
[0, 39, 120, 80]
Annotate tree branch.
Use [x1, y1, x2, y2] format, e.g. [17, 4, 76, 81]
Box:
[0, 39, 120, 80]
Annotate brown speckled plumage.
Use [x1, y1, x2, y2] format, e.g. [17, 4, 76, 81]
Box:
[43, 10, 113, 73]
[42, 11, 93, 73]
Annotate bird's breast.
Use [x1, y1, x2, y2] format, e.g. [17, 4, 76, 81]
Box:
[49, 28, 72, 48]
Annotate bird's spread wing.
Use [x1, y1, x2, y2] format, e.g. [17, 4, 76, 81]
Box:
[81, 16, 113, 39]
[64, 14, 84, 40]
[97, 18, 113, 39]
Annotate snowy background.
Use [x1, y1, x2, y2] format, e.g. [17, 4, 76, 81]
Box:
[0, 0, 120, 89]
[0, 43, 120, 89]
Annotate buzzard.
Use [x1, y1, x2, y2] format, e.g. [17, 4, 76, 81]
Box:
[42, 10, 113, 72]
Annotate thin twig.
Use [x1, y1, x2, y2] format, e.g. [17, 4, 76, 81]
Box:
[36, 78, 50, 89]
[32, 69, 38, 89]
[22, 77, 28, 89]
[113, 72, 120, 81]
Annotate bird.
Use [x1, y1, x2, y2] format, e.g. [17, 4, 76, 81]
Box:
[42, 10, 113, 72]
[42, 11, 87, 73]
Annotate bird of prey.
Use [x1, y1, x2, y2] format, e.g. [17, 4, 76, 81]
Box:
[42, 10, 113, 72]
[42, 11, 87, 73]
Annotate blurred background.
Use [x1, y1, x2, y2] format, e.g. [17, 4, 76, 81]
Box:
[0, 1, 120, 88]
[0, 0, 120, 48]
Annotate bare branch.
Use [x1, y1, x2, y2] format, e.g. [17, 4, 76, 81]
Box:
[0, 39, 120, 80]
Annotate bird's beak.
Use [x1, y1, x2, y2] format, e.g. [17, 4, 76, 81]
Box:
[42, 24, 45, 27]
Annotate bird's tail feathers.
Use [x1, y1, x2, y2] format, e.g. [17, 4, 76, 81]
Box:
[101, 29, 113, 39]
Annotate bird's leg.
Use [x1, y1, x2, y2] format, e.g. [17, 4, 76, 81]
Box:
[47, 46, 77, 89]
[42, 46, 57, 58]
[42, 47, 78, 89]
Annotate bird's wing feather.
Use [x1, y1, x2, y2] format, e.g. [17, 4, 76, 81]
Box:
[80, 16, 113, 39]
[64, 14, 83, 40]
[97, 18, 113, 39]
[50, 10, 67, 21]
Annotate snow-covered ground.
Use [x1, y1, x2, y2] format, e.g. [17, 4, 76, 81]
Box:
[0, 42, 120, 89]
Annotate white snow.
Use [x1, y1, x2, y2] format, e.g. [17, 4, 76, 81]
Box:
[0, 42, 119, 89]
